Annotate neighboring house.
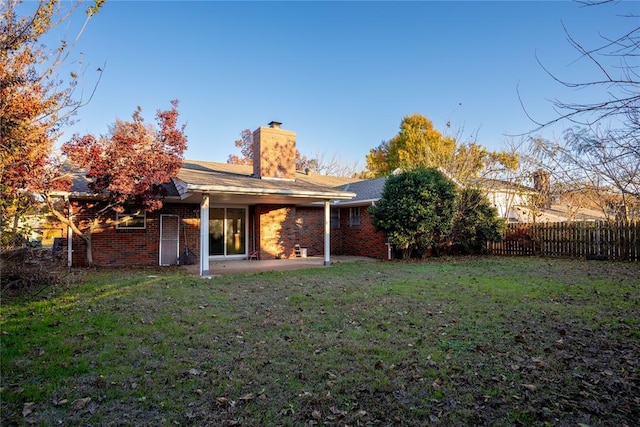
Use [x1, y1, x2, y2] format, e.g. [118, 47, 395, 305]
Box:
[59, 122, 359, 275]
[478, 178, 536, 222]
[480, 177, 611, 223]
[509, 204, 609, 223]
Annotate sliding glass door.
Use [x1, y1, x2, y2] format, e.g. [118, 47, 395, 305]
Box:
[209, 207, 247, 258]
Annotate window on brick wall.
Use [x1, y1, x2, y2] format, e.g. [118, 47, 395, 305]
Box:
[116, 209, 146, 230]
[330, 208, 340, 228]
[349, 207, 361, 227]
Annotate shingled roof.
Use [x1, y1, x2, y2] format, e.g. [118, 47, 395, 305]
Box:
[61, 159, 359, 204]
[173, 160, 358, 203]
[179, 160, 360, 189]
[332, 177, 387, 206]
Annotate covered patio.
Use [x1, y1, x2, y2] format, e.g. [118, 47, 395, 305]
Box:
[173, 161, 356, 276]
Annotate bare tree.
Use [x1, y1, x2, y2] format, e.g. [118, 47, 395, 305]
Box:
[530, 130, 639, 220]
[306, 152, 363, 177]
[521, 0, 639, 220]
[523, 0, 639, 132]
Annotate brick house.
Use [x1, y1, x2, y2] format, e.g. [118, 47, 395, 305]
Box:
[59, 121, 585, 274]
[59, 121, 394, 275]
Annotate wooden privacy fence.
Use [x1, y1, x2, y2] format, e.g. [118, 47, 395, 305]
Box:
[487, 220, 640, 261]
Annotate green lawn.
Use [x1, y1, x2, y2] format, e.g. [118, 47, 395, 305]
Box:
[1, 257, 638, 426]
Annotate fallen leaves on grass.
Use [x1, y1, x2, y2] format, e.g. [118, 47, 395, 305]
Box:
[52, 399, 68, 406]
[71, 397, 91, 411]
[22, 402, 35, 417]
[238, 393, 255, 402]
[215, 397, 235, 407]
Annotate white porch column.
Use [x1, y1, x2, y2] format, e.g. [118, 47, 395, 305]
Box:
[67, 201, 73, 267]
[199, 195, 210, 276]
[324, 200, 331, 266]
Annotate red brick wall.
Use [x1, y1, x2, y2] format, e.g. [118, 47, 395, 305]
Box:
[252, 204, 389, 260]
[254, 205, 297, 259]
[65, 200, 389, 266]
[65, 202, 200, 267]
[295, 207, 325, 256]
[336, 207, 389, 259]
[253, 205, 331, 259]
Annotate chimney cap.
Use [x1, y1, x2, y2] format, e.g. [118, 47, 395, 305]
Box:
[268, 121, 282, 129]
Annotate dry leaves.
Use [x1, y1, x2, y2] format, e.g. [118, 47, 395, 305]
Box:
[22, 402, 35, 417]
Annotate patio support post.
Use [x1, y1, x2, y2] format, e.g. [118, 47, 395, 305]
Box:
[200, 195, 210, 276]
[67, 199, 73, 267]
[324, 200, 331, 266]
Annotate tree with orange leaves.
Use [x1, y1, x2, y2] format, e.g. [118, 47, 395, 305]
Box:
[364, 114, 518, 183]
[0, 0, 104, 247]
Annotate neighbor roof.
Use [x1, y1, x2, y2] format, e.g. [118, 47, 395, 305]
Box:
[476, 178, 536, 193]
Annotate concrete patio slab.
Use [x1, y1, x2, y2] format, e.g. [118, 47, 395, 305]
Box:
[183, 256, 379, 276]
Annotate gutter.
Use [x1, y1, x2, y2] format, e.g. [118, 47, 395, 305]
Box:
[186, 184, 356, 200]
[311, 198, 380, 208]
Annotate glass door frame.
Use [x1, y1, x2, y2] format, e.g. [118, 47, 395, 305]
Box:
[208, 205, 249, 259]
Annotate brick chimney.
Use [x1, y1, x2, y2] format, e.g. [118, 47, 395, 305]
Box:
[252, 121, 297, 180]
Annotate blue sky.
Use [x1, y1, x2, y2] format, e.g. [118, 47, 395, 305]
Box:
[53, 1, 632, 170]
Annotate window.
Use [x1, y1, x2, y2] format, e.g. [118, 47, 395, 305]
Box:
[349, 207, 361, 227]
[330, 208, 340, 228]
[116, 210, 146, 229]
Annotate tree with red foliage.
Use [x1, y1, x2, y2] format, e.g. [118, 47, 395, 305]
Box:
[226, 129, 254, 166]
[44, 101, 187, 265]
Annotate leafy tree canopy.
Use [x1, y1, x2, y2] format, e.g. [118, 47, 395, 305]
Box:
[365, 114, 518, 183]
[59, 101, 187, 212]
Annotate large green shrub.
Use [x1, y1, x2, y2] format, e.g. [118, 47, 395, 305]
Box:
[369, 168, 457, 258]
[449, 188, 505, 254]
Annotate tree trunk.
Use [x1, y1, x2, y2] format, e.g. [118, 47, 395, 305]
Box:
[84, 217, 102, 266]
[85, 233, 93, 266]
